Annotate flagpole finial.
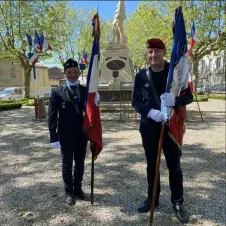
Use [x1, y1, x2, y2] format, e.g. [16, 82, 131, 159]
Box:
[92, 13, 100, 38]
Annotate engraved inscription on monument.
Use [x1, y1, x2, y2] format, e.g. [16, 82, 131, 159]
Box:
[107, 60, 125, 71]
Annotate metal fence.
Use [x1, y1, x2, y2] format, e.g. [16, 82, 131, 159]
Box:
[119, 90, 140, 121]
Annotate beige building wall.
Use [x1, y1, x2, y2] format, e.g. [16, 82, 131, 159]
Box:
[0, 59, 57, 96]
[49, 80, 59, 87]
[30, 65, 51, 97]
[0, 58, 23, 90]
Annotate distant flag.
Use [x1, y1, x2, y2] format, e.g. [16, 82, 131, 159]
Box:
[26, 33, 33, 51]
[79, 57, 84, 64]
[187, 22, 196, 91]
[34, 30, 42, 52]
[28, 52, 39, 65]
[188, 74, 194, 92]
[39, 32, 44, 46]
[40, 32, 52, 51]
[83, 52, 89, 66]
[188, 21, 196, 57]
[82, 13, 102, 159]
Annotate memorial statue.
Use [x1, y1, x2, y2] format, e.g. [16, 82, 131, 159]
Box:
[112, 0, 128, 44]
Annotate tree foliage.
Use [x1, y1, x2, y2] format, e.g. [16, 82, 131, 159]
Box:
[125, 0, 225, 86]
[0, 0, 75, 97]
[74, 8, 113, 69]
[57, 7, 113, 74]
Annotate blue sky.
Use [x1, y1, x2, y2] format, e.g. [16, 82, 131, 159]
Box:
[69, 1, 141, 21]
[44, 1, 141, 67]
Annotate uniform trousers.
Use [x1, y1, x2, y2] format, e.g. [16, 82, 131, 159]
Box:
[60, 137, 87, 195]
[141, 127, 184, 204]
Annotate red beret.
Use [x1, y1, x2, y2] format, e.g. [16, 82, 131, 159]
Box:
[146, 38, 166, 50]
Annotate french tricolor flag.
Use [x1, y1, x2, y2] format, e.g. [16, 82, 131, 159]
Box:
[82, 13, 102, 159]
[188, 21, 196, 57]
[40, 33, 53, 52]
[28, 52, 39, 65]
[163, 6, 189, 149]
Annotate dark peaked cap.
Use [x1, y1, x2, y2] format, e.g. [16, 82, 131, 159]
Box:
[63, 59, 79, 71]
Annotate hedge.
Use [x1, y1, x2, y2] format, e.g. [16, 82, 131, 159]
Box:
[20, 99, 35, 106]
[208, 94, 226, 100]
[193, 95, 208, 102]
[20, 99, 49, 106]
[0, 99, 18, 104]
[0, 98, 50, 106]
[0, 103, 22, 111]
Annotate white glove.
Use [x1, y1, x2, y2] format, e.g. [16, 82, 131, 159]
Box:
[147, 109, 167, 122]
[51, 141, 61, 149]
[94, 92, 100, 106]
[160, 93, 175, 107]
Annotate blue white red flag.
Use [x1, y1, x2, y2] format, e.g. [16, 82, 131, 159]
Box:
[26, 33, 33, 50]
[162, 6, 189, 149]
[83, 52, 89, 66]
[28, 52, 39, 65]
[34, 30, 42, 52]
[82, 13, 102, 159]
[188, 21, 196, 57]
[40, 32, 52, 51]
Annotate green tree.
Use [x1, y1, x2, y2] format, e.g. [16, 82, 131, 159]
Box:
[125, 1, 225, 87]
[57, 7, 112, 76]
[74, 8, 113, 71]
[0, 0, 76, 97]
[125, 2, 174, 67]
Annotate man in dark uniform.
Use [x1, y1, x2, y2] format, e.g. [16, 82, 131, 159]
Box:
[48, 59, 89, 206]
[132, 38, 193, 223]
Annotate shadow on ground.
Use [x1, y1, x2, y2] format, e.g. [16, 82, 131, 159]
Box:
[0, 108, 225, 226]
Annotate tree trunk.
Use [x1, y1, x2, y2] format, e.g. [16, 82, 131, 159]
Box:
[193, 61, 199, 92]
[23, 66, 32, 98]
[18, 54, 32, 98]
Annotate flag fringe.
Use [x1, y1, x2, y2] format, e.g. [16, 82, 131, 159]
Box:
[168, 131, 183, 150]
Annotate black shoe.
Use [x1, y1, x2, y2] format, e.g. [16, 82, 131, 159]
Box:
[173, 203, 189, 223]
[65, 194, 75, 206]
[137, 199, 159, 213]
[74, 190, 89, 201]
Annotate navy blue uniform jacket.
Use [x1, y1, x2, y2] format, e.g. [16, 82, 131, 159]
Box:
[48, 84, 87, 147]
[132, 62, 193, 136]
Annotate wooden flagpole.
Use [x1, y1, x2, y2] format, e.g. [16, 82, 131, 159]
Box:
[91, 144, 95, 204]
[149, 122, 165, 225]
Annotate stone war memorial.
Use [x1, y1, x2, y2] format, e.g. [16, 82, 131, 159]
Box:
[99, 0, 134, 103]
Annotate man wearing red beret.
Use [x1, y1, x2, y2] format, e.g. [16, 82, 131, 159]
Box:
[132, 38, 193, 223]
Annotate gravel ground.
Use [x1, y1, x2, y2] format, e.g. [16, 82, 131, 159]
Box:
[0, 99, 225, 226]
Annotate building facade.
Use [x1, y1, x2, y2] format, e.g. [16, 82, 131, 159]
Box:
[0, 58, 61, 96]
[197, 50, 226, 92]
